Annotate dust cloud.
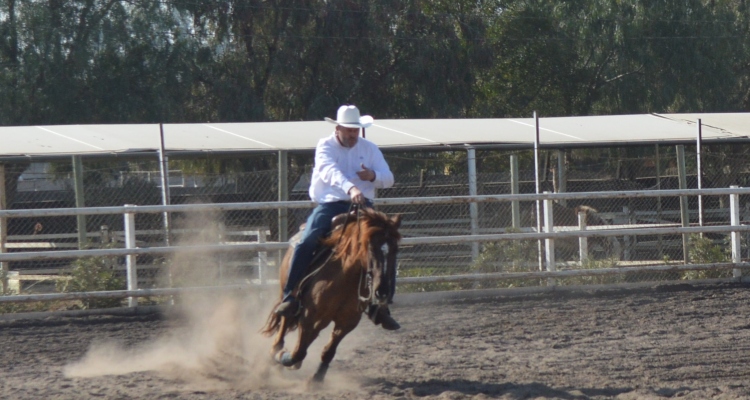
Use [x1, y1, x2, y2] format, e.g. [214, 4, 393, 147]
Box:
[63, 208, 365, 394]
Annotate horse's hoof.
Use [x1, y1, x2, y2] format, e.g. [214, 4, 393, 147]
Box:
[274, 350, 300, 368]
[273, 350, 287, 364]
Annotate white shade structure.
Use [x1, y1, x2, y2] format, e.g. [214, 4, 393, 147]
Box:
[0, 113, 747, 159]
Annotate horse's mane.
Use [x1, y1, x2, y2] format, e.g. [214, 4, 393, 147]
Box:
[321, 208, 401, 264]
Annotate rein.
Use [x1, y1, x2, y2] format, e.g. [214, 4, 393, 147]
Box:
[348, 205, 375, 310]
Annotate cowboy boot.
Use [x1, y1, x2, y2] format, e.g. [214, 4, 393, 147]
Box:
[368, 304, 400, 331]
[377, 307, 401, 330]
[274, 297, 300, 318]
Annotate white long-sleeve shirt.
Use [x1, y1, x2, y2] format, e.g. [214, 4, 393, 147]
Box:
[309, 132, 394, 203]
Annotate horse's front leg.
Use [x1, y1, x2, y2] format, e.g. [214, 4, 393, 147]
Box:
[310, 317, 360, 385]
[276, 319, 324, 370]
[270, 316, 289, 358]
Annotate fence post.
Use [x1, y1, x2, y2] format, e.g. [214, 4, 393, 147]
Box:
[99, 225, 110, 245]
[628, 205, 637, 260]
[158, 124, 172, 247]
[556, 150, 567, 207]
[124, 204, 138, 307]
[533, 111, 543, 271]
[730, 186, 741, 279]
[543, 194, 556, 286]
[622, 206, 632, 261]
[578, 211, 588, 262]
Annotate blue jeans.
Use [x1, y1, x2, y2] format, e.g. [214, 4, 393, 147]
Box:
[282, 200, 372, 302]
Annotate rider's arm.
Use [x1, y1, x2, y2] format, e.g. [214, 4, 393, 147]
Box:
[368, 145, 394, 189]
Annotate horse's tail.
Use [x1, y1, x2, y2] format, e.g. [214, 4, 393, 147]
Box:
[260, 300, 282, 337]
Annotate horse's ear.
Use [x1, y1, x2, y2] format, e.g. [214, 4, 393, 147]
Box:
[390, 214, 402, 228]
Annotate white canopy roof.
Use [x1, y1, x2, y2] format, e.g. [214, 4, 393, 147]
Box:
[1, 113, 747, 158]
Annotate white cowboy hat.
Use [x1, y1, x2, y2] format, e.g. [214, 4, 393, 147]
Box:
[325, 105, 374, 128]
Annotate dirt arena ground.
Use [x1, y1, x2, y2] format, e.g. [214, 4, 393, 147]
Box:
[3, 282, 750, 399]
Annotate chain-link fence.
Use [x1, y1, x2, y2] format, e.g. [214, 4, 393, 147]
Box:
[3, 143, 750, 306]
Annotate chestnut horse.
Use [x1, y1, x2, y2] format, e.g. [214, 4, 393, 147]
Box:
[261, 207, 402, 384]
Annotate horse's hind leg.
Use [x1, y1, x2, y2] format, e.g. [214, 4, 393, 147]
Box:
[310, 321, 358, 384]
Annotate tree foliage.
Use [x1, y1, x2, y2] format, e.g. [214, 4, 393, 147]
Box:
[0, 0, 748, 126]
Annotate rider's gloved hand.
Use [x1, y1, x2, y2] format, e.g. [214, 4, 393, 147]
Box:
[348, 186, 366, 205]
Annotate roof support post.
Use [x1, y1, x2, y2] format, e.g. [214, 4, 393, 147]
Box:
[655, 144, 664, 259]
[278, 150, 288, 243]
[696, 119, 703, 230]
[0, 164, 6, 294]
[676, 145, 690, 264]
[510, 153, 521, 230]
[466, 145, 479, 261]
[158, 124, 171, 247]
[278, 150, 289, 272]
[158, 125, 174, 303]
[72, 155, 86, 249]
[534, 112, 543, 271]
[556, 150, 567, 207]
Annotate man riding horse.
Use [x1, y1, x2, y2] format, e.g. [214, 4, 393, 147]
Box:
[274, 105, 400, 330]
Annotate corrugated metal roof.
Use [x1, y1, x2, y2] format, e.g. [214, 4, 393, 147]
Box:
[1, 113, 747, 158]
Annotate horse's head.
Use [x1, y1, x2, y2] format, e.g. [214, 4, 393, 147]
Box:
[365, 211, 402, 305]
[324, 208, 402, 305]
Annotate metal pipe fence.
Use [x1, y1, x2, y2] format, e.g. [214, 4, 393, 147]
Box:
[2, 187, 750, 306]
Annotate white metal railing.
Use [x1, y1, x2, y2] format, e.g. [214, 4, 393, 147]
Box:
[2, 186, 750, 305]
[0, 186, 747, 218]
